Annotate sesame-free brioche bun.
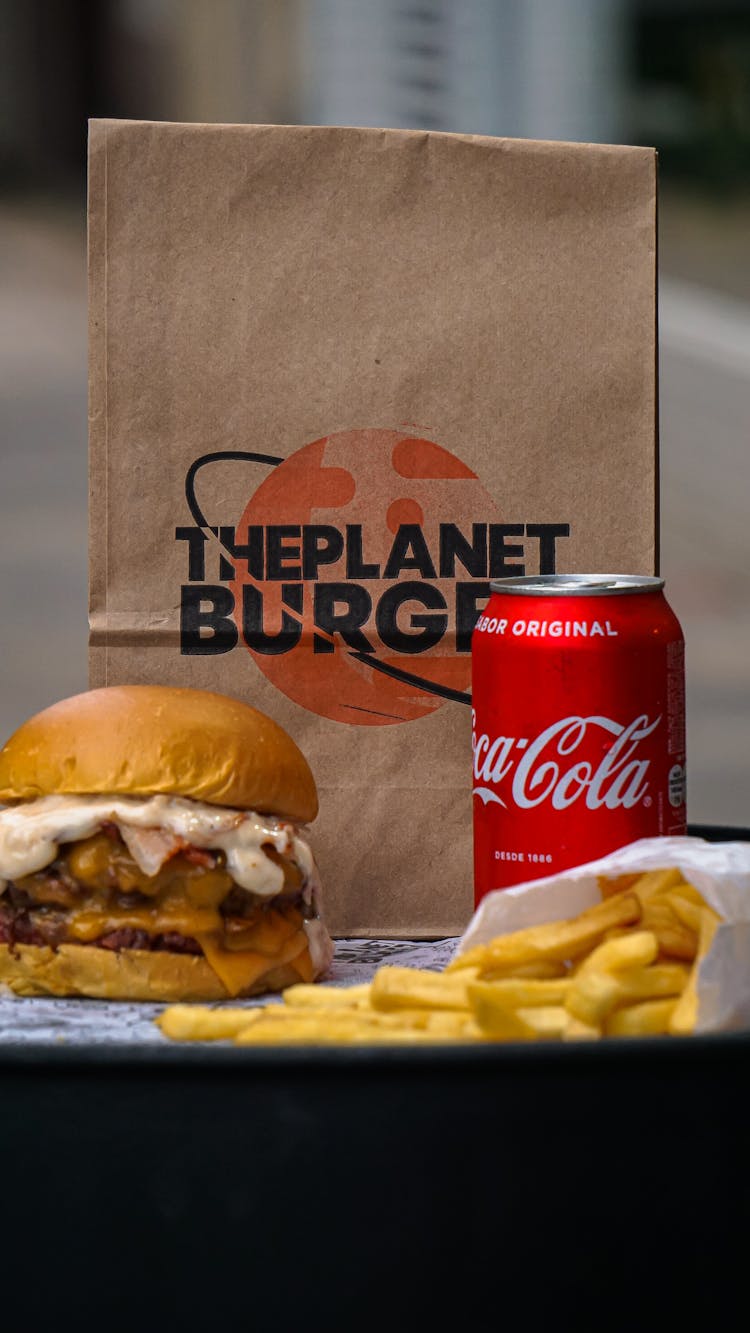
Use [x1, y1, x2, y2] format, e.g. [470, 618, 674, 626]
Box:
[0, 938, 316, 1002]
[0, 685, 318, 822]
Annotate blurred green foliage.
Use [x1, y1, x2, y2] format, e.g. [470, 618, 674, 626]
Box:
[634, 8, 750, 194]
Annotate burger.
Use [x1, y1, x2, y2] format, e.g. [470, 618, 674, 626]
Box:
[0, 685, 334, 1001]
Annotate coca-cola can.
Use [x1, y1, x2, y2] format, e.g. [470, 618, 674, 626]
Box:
[471, 574, 686, 905]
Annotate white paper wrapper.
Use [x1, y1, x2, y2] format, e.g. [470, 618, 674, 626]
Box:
[454, 836, 750, 1034]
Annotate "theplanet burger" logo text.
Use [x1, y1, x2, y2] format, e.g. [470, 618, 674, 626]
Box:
[175, 430, 571, 726]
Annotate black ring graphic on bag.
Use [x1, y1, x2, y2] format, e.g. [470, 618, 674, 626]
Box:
[185, 451, 283, 532]
[348, 650, 472, 705]
[183, 450, 472, 706]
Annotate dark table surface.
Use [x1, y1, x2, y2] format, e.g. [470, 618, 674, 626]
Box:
[2, 824, 747, 1331]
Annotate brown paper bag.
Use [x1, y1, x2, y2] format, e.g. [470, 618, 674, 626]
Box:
[88, 119, 657, 938]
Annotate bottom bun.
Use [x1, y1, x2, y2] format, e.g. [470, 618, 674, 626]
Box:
[0, 939, 316, 1002]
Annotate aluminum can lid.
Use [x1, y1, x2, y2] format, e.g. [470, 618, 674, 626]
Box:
[489, 573, 665, 597]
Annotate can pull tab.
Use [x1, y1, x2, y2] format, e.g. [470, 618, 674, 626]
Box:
[556, 578, 619, 590]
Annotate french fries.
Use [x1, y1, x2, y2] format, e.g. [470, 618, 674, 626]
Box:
[370, 965, 479, 1012]
[155, 867, 722, 1047]
[446, 892, 642, 975]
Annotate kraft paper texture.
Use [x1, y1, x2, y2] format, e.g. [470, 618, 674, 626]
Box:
[88, 119, 658, 937]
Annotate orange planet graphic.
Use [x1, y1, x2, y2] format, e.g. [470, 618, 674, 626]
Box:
[230, 429, 503, 725]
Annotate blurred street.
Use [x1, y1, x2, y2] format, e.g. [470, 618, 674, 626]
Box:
[659, 274, 750, 826]
[1, 193, 748, 825]
[0, 204, 87, 722]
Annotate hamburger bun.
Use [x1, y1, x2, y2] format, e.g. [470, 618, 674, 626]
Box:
[0, 937, 316, 1003]
[0, 684, 318, 823]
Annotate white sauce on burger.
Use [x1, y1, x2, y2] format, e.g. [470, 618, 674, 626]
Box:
[0, 793, 315, 901]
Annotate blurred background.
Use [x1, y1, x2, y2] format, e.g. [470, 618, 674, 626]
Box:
[1, 0, 748, 824]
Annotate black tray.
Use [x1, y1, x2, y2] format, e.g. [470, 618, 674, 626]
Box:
[2, 823, 748, 1331]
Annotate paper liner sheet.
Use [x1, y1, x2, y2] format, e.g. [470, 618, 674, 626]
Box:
[0, 938, 458, 1047]
[455, 835, 750, 1034]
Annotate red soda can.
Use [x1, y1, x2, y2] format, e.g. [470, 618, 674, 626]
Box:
[471, 574, 686, 905]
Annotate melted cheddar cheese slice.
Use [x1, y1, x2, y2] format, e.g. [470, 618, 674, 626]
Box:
[57, 900, 310, 997]
[196, 929, 311, 997]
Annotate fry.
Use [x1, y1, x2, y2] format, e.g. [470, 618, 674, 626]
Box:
[466, 991, 541, 1040]
[615, 962, 689, 999]
[467, 976, 570, 1010]
[606, 998, 677, 1037]
[447, 892, 641, 975]
[565, 933, 660, 1024]
[665, 892, 703, 934]
[353, 1007, 481, 1034]
[235, 1014, 359, 1044]
[562, 1015, 601, 1041]
[669, 907, 721, 1036]
[259, 1003, 474, 1039]
[629, 867, 687, 902]
[283, 983, 372, 1008]
[234, 1013, 464, 1045]
[156, 1004, 265, 1042]
[597, 872, 644, 899]
[566, 958, 687, 1027]
[233, 1015, 376, 1044]
[470, 1001, 568, 1041]
[565, 971, 621, 1026]
[573, 930, 659, 977]
[425, 1011, 486, 1039]
[637, 897, 697, 960]
[467, 979, 570, 1039]
[516, 1006, 568, 1039]
[281, 1005, 429, 1031]
[664, 881, 704, 906]
[496, 959, 569, 979]
[370, 965, 476, 1012]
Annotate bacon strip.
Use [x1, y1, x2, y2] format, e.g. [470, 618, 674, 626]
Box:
[117, 825, 183, 876]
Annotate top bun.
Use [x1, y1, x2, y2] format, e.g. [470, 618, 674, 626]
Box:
[0, 686, 318, 823]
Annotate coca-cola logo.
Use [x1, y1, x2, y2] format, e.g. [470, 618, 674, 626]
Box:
[472, 712, 661, 812]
